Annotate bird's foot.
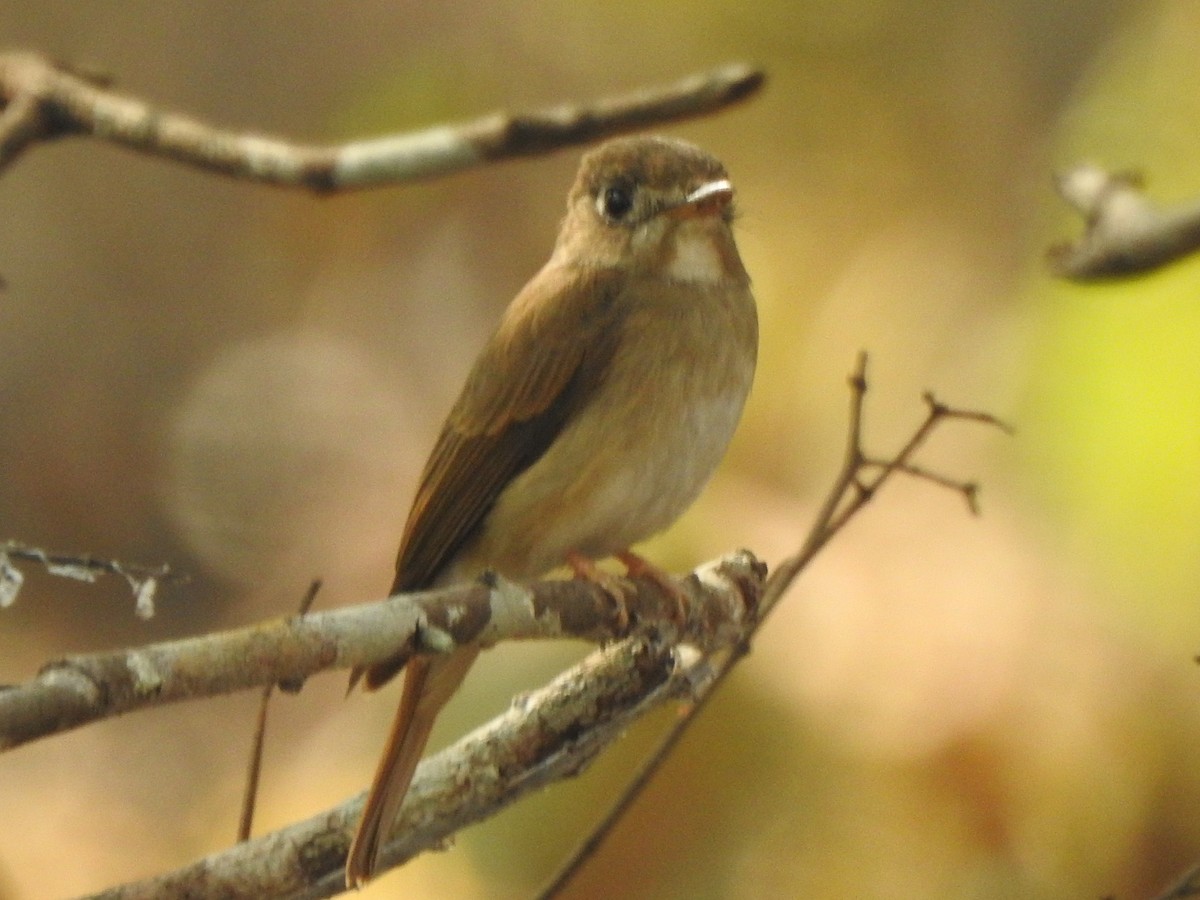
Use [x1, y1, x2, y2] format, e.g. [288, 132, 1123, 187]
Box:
[616, 550, 690, 626]
[566, 550, 632, 632]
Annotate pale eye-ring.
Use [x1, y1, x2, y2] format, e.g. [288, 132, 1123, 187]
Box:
[596, 182, 635, 221]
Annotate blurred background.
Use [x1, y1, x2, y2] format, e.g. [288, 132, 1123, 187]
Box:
[3, 1, 1200, 897]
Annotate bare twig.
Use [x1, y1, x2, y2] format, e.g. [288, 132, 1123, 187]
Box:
[537, 353, 1010, 898]
[0, 53, 764, 190]
[237, 580, 322, 843]
[865, 459, 983, 513]
[0, 551, 760, 753]
[0, 540, 180, 616]
[1049, 164, 1200, 280]
[763, 359, 1008, 617]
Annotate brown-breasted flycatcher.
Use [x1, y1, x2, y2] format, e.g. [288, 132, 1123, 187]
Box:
[346, 135, 757, 886]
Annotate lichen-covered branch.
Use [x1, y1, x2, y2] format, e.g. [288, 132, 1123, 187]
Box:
[0, 540, 179, 616]
[0, 551, 763, 753]
[80, 558, 762, 900]
[84, 636, 677, 900]
[0, 53, 764, 190]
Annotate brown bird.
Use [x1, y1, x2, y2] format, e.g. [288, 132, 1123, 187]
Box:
[345, 134, 757, 887]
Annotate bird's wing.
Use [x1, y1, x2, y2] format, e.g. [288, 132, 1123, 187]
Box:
[390, 264, 624, 596]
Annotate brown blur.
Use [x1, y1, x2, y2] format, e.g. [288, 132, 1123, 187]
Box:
[3, 2, 1200, 898]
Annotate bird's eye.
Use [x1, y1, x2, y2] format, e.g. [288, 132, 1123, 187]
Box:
[598, 182, 635, 221]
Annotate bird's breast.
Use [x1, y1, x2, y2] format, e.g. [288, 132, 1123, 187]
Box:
[459, 275, 756, 579]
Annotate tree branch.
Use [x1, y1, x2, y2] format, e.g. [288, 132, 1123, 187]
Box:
[0, 53, 764, 190]
[0, 551, 761, 753]
[1049, 163, 1200, 280]
[80, 554, 764, 900]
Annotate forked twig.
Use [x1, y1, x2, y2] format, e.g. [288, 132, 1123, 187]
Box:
[536, 353, 1010, 898]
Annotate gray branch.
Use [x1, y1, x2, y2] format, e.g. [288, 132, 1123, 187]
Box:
[1050, 163, 1200, 280]
[69, 553, 763, 899]
[0, 53, 764, 190]
[0, 551, 764, 753]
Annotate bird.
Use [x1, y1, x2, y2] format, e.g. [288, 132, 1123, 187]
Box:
[345, 134, 757, 887]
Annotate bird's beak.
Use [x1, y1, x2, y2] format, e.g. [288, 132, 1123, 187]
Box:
[669, 178, 734, 219]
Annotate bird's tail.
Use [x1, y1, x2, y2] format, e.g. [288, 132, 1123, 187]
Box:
[345, 646, 480, 887]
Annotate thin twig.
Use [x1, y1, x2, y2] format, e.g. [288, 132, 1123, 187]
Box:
[863, 460, 982, 513]
[0, 540, 181, 615]
[237, 579, 322, 843]
[532, 649, 732, 900]
[0, 53, 764, 190]
[1, 541, 178, 584]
